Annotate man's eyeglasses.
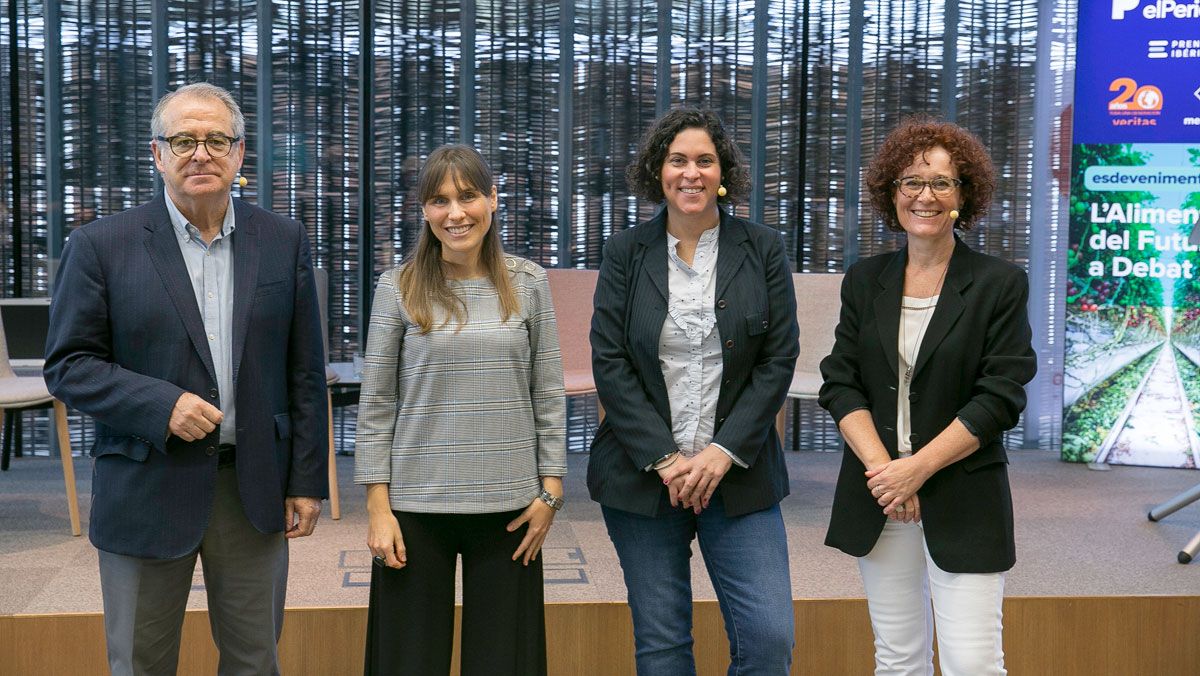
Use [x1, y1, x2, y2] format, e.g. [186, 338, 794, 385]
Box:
[893, 176, 962, 198]
[156, 134, 240, 158]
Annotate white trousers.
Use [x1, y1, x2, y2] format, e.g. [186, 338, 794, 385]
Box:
[857, 520, 1006, 676]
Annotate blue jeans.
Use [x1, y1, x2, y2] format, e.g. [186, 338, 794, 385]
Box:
[602, 497, 795, 676]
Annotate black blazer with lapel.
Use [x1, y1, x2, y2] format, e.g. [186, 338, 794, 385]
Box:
[587, 208, 799, 518]
[45, 196, 329, 559]
[819, 237, 1036, 573]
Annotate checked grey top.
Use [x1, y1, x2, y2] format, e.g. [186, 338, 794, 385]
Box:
[353, 256, 567, 514]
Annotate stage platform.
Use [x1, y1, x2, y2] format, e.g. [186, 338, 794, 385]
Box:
[3, 450, 1199, 674]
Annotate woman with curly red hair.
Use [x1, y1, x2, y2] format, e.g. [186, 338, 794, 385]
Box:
[819, 117, 1036, 675]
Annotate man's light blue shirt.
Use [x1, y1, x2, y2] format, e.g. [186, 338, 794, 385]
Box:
[165, 193, 237, 445]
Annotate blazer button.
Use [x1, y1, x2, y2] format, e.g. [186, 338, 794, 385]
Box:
[724, 378, 732, 386]
[762, 320, 769, 328]
[718, 417, 726, 424]
[717, 299, 727, 309]
[725, 339, 734, 348]
[206, 446, 216, 456]
[209, 388, 218, 399]
[909, 392, 919, 403]
[910, 433, 920, 446]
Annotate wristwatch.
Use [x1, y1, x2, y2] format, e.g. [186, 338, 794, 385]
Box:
[538, 489, 565, 511]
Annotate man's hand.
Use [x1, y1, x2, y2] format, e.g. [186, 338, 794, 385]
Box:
[285, 497, 321, 538]
[168, 392, 223, 442]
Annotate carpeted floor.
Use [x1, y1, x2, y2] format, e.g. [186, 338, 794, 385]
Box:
[2, 449, 1199, 615]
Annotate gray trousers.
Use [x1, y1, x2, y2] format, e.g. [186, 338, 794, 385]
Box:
[98, 465, 289, 676]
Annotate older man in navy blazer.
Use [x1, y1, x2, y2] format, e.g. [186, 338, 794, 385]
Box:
[44, 83, 328, 676]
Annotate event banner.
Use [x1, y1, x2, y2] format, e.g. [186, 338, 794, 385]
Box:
[1062, 0, 1200, 467]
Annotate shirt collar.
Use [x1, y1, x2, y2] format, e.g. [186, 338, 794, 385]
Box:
[165, 192, 236, 244]
[665, 224, 721, 249]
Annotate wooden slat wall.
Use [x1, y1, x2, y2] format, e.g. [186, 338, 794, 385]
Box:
[3, 597, 1197, 675]
[274, 0, 363, 360]
[568, 0, 661, 268]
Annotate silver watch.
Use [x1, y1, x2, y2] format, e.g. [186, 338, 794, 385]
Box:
[538, 489, 565, 511]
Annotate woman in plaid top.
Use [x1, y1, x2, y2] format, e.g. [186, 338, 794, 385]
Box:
[354, 145, 566, 676]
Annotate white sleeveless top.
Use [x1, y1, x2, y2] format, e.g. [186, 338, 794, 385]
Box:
[897, 295, 939, 457]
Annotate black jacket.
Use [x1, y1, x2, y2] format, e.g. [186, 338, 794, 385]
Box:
[587, 208, 799, 517]
[44, 197, 328, 559]
[819, 237, 1036, 573]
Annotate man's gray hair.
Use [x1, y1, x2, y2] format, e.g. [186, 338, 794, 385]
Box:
[150, 83, 246, 140]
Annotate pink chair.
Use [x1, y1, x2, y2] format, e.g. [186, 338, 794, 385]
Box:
[776, 273, 845, 443]
[545, 269, 603, 419]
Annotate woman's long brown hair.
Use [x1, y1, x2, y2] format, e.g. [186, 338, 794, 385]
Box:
[397, 145, 519, 334]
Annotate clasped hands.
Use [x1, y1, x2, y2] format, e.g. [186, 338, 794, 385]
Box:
[865, 455, 932, 524]
[657, 445, 734, 514]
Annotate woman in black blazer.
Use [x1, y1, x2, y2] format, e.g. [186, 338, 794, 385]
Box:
[818, 118, 1036, 676]
[588, 108, 799, 674]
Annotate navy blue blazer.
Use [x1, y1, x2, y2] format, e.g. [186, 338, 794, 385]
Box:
[819, 237, 1036, 573]
[44, 196, 329, 559]
[587, 208, 799, 518]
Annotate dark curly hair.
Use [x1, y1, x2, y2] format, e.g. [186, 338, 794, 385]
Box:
[626, 108, 750, 204]
[864, 116, 996, 232]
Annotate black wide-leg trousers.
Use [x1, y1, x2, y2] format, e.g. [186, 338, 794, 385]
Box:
[365, 509, 548, 676]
